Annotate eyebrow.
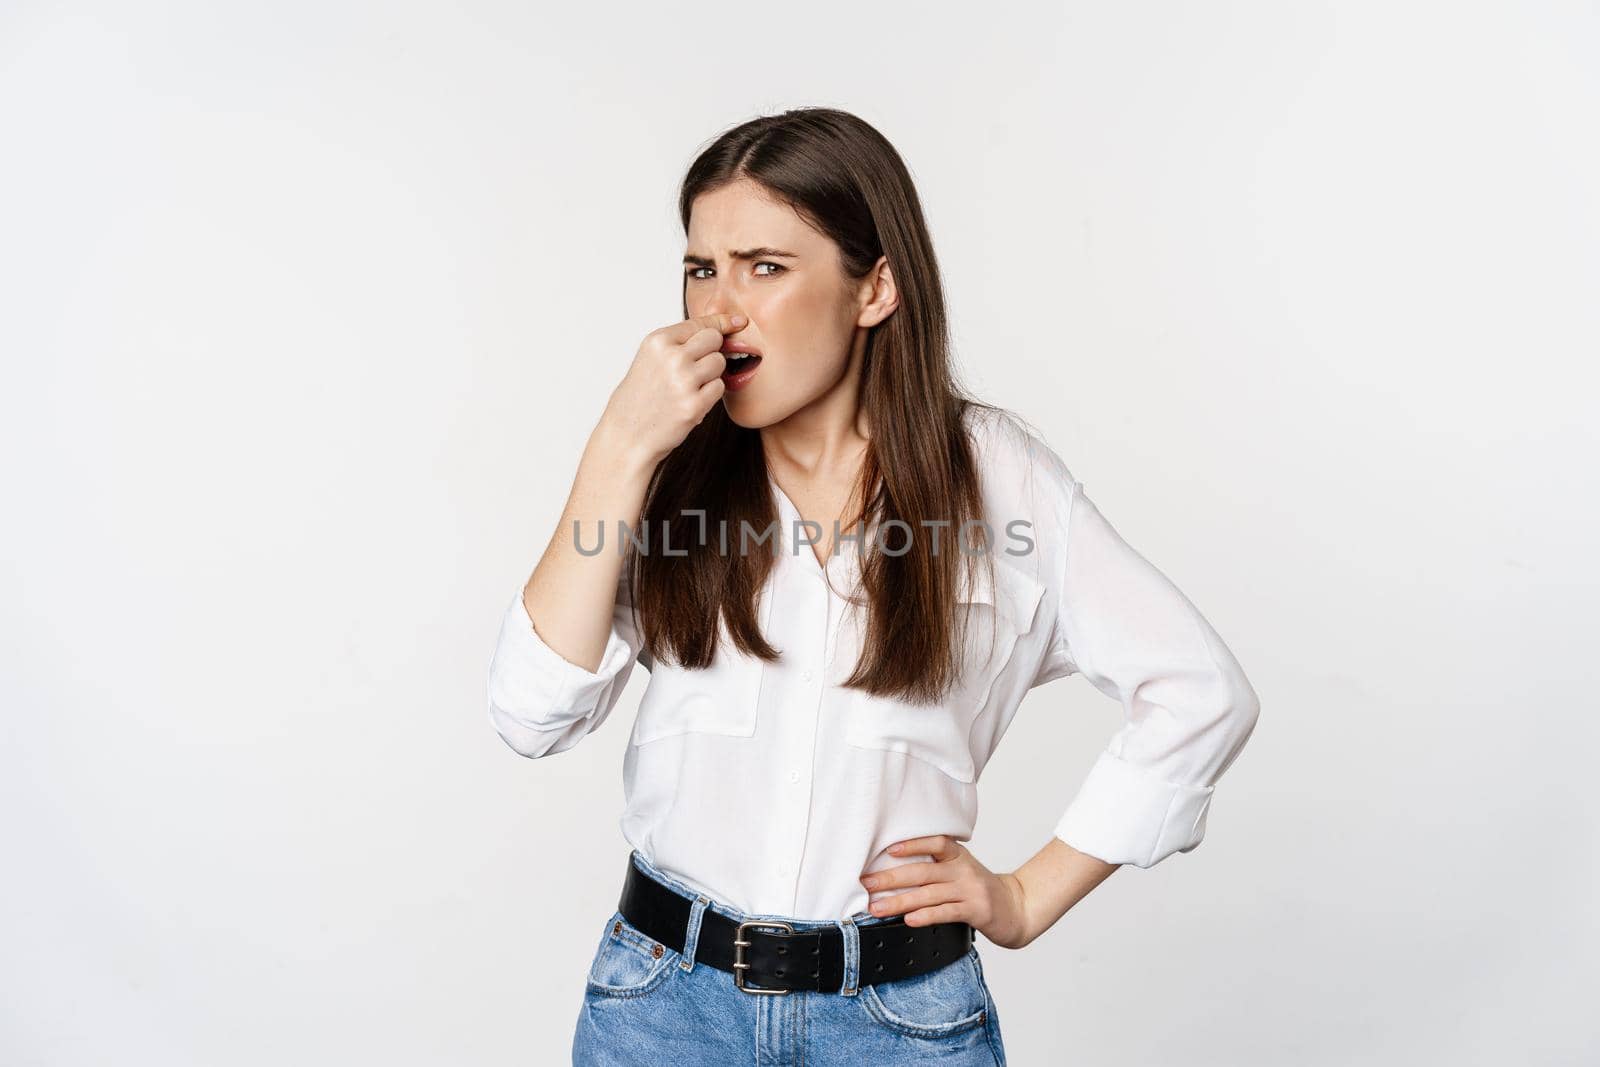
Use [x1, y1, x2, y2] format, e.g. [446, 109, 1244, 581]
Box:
[682, 247, 800, 268]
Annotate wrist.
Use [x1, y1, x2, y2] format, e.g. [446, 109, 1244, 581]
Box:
[997, 870, 1037, 948]
[586, 419, 660, 483]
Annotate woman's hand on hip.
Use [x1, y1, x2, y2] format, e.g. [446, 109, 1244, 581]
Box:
[858, 835, 1036, 950]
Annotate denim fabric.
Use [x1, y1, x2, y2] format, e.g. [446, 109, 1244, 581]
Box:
[572, 851, 1006, 1065]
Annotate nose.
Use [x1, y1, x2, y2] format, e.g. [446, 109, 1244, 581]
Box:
[692, 273, 745, 325]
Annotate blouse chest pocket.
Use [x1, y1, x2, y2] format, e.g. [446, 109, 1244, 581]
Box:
[842, 560, 1047, 783]
[629, 627, 763, 747]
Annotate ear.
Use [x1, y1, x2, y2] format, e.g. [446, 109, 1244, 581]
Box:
[855, 255, 899, 328]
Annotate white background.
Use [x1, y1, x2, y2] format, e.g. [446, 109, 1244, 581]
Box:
[3, 2, 1596, 1064]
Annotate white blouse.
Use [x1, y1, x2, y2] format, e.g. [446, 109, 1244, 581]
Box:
[487, 409, 1260, 920]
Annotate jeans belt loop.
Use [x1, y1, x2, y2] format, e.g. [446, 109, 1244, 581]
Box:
[836, 915, 860, 997]
[679, 894, 709, 973]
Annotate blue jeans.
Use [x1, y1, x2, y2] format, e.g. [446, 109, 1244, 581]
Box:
[572, 850, 1007, 1065]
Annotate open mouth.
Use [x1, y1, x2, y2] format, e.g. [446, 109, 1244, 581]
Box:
[721, 351, 763, 390]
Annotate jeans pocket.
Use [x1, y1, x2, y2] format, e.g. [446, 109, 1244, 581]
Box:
[856, 945, 991, 1039]
[584, 910, 678, 999]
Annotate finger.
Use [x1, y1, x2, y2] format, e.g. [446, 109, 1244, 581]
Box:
[660, 313, 746, 346]
[902, 901, 968, 928]
[695, 371, 726, 406]
[889, 835, 957, 860]
[866, 887, 923, 918]
[868, 883, 955, 919]
[679, 324, 739, 361]
[862, 857, 939, 892]
[689, 345, 728, 386]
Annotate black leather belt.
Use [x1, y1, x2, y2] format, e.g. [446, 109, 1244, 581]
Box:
[617, 853, 975, 995]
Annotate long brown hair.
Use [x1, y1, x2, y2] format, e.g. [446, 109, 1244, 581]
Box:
[632, 107, 1001, 705]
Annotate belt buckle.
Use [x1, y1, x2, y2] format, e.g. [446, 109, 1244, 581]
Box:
[732, 919, 794, 995]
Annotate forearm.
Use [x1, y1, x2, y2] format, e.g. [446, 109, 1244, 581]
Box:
[521, 421, 657, 673]
[1005, 836, 1120, 946]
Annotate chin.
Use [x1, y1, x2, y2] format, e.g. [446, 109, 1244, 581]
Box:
[720, 384, 793, 430]
[721, 401, 778, 431]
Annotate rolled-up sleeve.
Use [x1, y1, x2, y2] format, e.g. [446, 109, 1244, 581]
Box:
[1041, 476, 1261, 868]
[486, 564, 647, 759]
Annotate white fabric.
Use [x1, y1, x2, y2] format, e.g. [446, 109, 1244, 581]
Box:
[487, 408, 1261, 919]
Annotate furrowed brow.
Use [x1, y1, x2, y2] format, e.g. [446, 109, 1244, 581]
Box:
[682, 247, 800, 267]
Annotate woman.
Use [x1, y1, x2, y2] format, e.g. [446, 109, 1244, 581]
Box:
[487, 107, 1261, 1065]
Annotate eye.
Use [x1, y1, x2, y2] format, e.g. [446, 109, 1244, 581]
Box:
[683, 262, 788, 280]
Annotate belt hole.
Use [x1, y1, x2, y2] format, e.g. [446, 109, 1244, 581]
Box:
[810, 946, 820, 955]
[875, 939, 883, 949]
[777, 946, 787, 955]
[875, 963, 884, 972]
